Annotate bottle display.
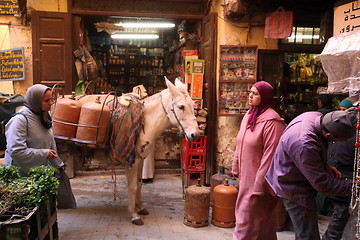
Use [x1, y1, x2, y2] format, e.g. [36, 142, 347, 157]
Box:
[91, 43, 166, 95]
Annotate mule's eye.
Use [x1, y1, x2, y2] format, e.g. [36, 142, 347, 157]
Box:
[178, 105, 185, 110]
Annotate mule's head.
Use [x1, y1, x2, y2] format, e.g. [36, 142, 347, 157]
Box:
[164, 77, 201, 142]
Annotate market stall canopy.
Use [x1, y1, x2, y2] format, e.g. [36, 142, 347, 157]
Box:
[315, 29, 360, 96]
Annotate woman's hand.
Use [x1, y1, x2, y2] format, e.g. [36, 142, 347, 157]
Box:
[326, 165, 342, 179]
[47, 149, 57, 160]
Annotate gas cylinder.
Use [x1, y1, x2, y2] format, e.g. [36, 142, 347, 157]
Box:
[183, 179, 210, 228]
[210, 166, 231, 204]
[76, 96, 111, 147]
[227, 176, 239, 189]
[52, 92, 82, 138]
[212, 179, 238, 228]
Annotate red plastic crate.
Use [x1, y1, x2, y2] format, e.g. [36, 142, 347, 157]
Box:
[183, 170, 205, 187]
[182, 136, 207, 171]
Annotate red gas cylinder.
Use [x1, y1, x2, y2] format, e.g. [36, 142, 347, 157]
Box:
[76, 96, 111, 148]
[184, 179, 211, 228]
[211, 179, 238, 228]
[52, 92, 82, 139]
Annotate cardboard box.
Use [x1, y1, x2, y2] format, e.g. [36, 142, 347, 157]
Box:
[188, 74, 203, 99]
[182, 50, 198, 56]
[181, 51, 198, 87]
[186, 59, 205, 74]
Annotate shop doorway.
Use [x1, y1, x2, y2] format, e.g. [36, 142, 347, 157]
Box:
[32, 11, 217, 181]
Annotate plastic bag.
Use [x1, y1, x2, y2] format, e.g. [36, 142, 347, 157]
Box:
[56, 168, 77, 209]
[264, 7, 293, 39]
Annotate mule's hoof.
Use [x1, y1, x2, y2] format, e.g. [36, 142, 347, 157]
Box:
[132, 217, 144, 225]
[138, 208, 149, 215]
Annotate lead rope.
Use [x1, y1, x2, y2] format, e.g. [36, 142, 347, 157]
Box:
[111, 155, 118, 201]
[351, 107, 360, 239]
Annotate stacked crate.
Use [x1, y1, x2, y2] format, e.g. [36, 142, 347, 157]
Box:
[182, 136, 207, 187]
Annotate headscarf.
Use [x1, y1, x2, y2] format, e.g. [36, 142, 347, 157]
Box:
[247, 81, 275, 131]
[339, 98, 353, 109]
[24, 84, 52, 129]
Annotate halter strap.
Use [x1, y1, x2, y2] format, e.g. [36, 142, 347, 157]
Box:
[160, 93, 170, 121]
[159, 93, 188, 140]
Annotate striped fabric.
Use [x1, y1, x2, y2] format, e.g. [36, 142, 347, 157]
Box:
[110, 94, 144, 166]
[264, 7, 293, 39]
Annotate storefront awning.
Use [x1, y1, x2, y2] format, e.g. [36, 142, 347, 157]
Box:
[315, 29, 360, 96]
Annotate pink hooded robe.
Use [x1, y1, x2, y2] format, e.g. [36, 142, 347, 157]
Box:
[232, 108, 284, 240]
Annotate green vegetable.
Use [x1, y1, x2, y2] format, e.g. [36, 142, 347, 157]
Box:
[0, 165, 59, 215]
[0, 165, 21, 183]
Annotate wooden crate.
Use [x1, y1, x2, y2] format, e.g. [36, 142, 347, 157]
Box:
[0, 199, 58, 240]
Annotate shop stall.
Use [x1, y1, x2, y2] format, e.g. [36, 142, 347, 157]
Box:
[316, 29, 360, 240]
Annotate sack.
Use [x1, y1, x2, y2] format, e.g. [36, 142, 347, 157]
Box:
[223, 0, 248, 19]
[56, 168, 77, 209]
[264, 7, 294, 39]
[0, 93, 25, 151]
[1, 113, 27, 152]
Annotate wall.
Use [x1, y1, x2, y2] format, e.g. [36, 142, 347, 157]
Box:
[211, 0, 278, 168]
[0, 0, 67, 95]
[0, 24, 13, 93]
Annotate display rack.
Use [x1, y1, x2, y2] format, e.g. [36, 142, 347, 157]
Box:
[285, 53, 328, 117]
[91, 44, 165, 94]
[218, 45, 258, 116]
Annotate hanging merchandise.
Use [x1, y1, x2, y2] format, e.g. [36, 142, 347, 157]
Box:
[223, 0, 248, 19]
[315, 30, 360, 96]
[350, 108, 360, 239]
[264, 7, 294, 39]
[73, 45, 98, 94]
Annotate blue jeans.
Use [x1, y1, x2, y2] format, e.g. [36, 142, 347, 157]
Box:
[282, 198, 320, 240]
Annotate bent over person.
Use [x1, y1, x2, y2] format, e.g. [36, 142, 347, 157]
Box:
[322, 98, 355, 240]
[232, 81, 284, 240]
[265, 108, 357, 240]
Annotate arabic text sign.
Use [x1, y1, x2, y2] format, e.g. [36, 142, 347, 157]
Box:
[334, 0, 360, 36]
[0, 47, 25, 81]
[0, 0, 19, 15]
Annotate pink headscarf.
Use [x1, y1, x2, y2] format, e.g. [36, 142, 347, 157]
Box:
[247, 81, 275, 131]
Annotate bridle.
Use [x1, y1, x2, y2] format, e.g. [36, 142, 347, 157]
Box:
[160, 93, 189, 141]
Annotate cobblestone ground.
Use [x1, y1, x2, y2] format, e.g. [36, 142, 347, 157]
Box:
[58, 174, 331, 240]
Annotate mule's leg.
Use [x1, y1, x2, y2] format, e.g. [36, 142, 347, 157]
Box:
[125, 160, 144, 225]
[136, 157, 149, 216]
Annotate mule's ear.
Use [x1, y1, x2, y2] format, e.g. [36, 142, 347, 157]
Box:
[165, 77, 180, 97]
[174, 78, 187, 92]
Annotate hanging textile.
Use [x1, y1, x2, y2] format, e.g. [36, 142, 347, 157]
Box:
[264, 7, 293, 39]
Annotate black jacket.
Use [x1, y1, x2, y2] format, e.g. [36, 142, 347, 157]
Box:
[327, 135, 356, 202]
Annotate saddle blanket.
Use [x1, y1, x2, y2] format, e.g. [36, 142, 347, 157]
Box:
[110, 94, 144, 166]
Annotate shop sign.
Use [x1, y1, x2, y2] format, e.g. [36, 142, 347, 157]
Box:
[334, 0, 360, 36]
[0, 47, 24, 81]
[0, 0, 19, 15]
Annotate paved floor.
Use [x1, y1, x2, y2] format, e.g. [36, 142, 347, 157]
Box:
[58, 174, 330, 240]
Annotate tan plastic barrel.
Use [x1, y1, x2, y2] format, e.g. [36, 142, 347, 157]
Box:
[76, 97, 111, 147]
[52, 94, 82, 138]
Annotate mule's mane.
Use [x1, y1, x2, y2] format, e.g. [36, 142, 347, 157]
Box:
[143, 88, 172, 107]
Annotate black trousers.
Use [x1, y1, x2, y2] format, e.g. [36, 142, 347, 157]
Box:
[322, 199, 350, 240]
[282, 198, 320, 240]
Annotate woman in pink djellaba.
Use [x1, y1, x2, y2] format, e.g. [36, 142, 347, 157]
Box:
[232, 81, 284, 240]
